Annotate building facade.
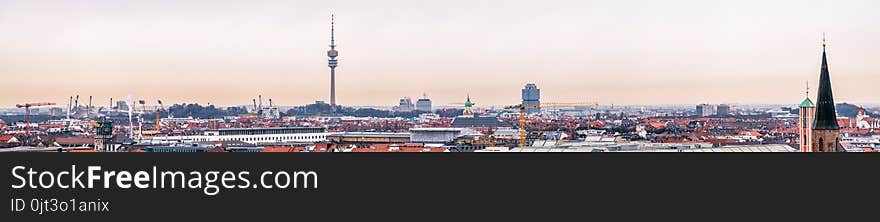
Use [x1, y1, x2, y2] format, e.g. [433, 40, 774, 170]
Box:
[152, 127, 330, 145]
[416, 94, 432, 112]
[395, 97, 415, 112]
[717, 104, 731, 116]
[696, 104, 716, 117]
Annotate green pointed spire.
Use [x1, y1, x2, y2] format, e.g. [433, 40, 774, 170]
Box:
[800, 81, 814, 108]
[464, 95, 473, 107]
[800, 97, 814, 108]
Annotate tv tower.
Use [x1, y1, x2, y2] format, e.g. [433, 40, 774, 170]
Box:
[327, 12, 339, 106]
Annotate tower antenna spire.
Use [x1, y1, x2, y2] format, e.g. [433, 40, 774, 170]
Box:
[821, 32, 827, 49]
[806, 81, 810, 98]
[330, 11, 336, 49]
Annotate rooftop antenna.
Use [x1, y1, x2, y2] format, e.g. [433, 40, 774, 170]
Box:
[330, 11, 335, 50]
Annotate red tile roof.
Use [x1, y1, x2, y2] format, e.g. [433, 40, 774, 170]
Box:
[262, 146, 305, 152]
[738, 130, 762, 137]
[69, 149, 97, 152]
[0, 135, 17, 142]
[351, 145, 447, 152]
[647, 121, 666, 129]
[54, 137, 93, 146]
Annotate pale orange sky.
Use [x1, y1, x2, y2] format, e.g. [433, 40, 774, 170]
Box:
[1, 0, 878, 108]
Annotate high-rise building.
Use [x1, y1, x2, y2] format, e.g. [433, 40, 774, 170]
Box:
[522, 83, 540, 114]
[116, 101, 129, 111]
[717, 104, 731, 116]
[696, 104, 716, 116]
[395, 97, 415, 112]
[799, 83, 815, 152]
[811, 35, 840, 152]
[327, 13, 339, 106]
[416, 94, 432, 112]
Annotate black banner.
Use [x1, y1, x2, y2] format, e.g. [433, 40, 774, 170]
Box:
[2, 153, 878, 221]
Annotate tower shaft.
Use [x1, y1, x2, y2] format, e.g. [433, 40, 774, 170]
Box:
[330, 68, 336, 105]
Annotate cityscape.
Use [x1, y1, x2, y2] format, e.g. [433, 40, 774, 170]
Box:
[1, 6, 879, 153]
[3, 2, 879, 221]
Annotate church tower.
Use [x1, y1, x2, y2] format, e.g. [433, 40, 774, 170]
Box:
[462, 95, 475, 117]
[811, 34, 841, 152]
[798, 82, 815, 152]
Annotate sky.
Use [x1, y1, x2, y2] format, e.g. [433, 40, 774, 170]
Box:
[0, 0, 878, 108]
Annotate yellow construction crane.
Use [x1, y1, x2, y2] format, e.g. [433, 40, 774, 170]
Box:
[504, 103, 537, 148]
[504, 102, 598, 148]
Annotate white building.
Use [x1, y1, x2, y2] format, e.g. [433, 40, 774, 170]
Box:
[416, 94, 432, 112]
[151, 127, 330, 145]
[409, 127, 477, 143]
[261, 107, 281, 120]
[394, 97, 415, 112]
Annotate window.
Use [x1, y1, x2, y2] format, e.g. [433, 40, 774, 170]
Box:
[818, 137, 824, 152]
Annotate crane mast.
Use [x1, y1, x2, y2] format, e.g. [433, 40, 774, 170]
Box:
[14, 102, 57, 139]
[505, 102, 598, 148]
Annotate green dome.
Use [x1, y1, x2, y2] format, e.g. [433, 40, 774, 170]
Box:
[464, 95, 473, 107]
[799, 97, 814, 107]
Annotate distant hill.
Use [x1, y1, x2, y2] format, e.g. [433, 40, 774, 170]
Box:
[0, 115, 58, 125]
[836, 103, 878, 118]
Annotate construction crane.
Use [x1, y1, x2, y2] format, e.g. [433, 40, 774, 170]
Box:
[504, 102, 599, 148]
[14, 102, 56, 136]
[504, 103, 539, 148]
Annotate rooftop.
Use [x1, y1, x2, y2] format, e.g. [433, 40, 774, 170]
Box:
[329, 132, 410, 138]
[451, 116, 508, 128]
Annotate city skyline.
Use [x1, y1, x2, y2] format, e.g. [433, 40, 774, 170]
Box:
[1, 0, 879, 107]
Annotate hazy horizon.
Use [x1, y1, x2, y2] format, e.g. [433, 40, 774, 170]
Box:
[1, 0, 878, 108]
